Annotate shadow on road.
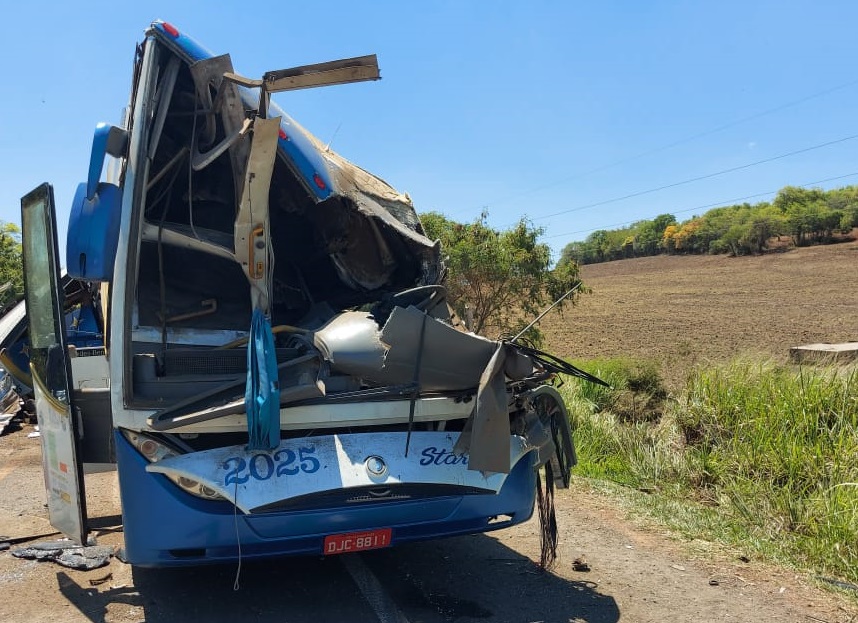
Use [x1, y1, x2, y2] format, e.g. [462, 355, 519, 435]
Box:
[365, 534, 620, 623]
[57, 556, 367, 623]
[57, 533, 620, 622]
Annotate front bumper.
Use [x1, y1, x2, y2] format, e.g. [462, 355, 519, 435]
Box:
[115, 430, 537, 567]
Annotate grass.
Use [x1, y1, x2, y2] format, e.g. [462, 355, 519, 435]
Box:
[562, 358, 858, 585]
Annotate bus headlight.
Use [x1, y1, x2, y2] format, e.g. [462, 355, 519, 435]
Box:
[121, 429, 225, 501]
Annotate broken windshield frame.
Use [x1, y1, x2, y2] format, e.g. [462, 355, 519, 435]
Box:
[120, 28, 451, 413]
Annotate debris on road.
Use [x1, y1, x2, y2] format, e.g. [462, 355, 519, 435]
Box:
[89, 572, 113, 586]
[0, 410, 23, 436]
[572, 556, 591, 572]
[816, 576, 858, 594]
[11, 539, 114, 570]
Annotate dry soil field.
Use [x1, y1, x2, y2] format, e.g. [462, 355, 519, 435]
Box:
[543, 236, 858, 387]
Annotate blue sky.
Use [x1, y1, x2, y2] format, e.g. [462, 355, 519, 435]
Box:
[3, 1, 858, 261]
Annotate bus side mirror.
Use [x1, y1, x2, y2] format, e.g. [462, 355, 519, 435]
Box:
[87, 123, 127, 200]
[67, 123, 126, 282]
[67, 182, 121, 282]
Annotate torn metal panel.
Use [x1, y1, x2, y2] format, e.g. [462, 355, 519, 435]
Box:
[235, 115, 281, 313]
[0, 301, 32, 394]
[453, 344, 511, 475]
[312, 311, 387, 377]
[312, 306, 500, 392]
[263, 55, 380, 92]
[145, 396, 474, 435]
[379, 306, 498, 390]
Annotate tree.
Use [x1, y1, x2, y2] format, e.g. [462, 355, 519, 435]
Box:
[826, 186, 858, 229]
[720, 223, 750, 256]
[0, 222, 23, 311]
[586, 230, 610, 263]
[661, 224, 679, 254]
[673, 218, 703, 253]
[633, 214, 676, 256]
[558, 240, 589, 266]
[773, 186, 825, 213]
[421, 212, 584, 342]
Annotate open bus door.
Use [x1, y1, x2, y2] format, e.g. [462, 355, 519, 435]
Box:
[20, 183, 88, 545]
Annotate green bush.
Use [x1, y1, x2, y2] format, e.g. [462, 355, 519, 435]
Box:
[569, 357, 667, 422]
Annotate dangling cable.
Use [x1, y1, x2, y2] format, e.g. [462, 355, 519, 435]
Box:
[155, 162, 183, 371]
[537, 462, 558, 570]
[188, 93, 200, 241]
[157, 225, 168, 370]
[404, 312, 428, 456]
[232, 475, 243, 591]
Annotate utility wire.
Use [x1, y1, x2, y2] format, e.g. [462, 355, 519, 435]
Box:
[532, 133, 858, 222]
[543, 170, 858, 240]
[453, 77, 858, 217]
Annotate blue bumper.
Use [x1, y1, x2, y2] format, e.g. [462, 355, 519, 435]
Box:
[115, 431, 537, 567]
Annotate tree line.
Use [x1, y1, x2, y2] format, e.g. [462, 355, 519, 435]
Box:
[559, 184, 858, 266]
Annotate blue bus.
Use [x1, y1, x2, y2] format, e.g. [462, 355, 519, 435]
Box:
[19, 21, 596, 567]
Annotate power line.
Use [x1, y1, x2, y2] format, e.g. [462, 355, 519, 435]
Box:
[532, 133, 858, 222]
[543, 170, 858, 240]
[452, 77, 858, 217]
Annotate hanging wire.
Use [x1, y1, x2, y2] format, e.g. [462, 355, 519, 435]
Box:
[232, 475, 242, 591]
[187, 94, 200, 241]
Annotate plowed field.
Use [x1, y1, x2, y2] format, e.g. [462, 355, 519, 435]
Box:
[543, 236, 858, 388]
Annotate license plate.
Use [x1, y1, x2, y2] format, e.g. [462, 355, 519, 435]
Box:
[323, 528, 392, 555]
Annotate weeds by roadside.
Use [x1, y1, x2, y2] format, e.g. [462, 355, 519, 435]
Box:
[562, 358, 858, 586]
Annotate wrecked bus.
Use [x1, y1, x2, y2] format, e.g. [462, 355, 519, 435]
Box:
[20, 21, 600, 567]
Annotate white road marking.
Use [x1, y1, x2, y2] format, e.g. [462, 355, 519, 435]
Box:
[341, 553, 410, 623]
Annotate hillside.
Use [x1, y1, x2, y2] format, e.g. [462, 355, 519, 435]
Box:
[543, 238, 858, 387]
